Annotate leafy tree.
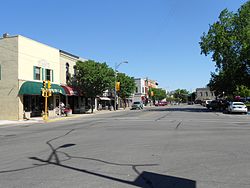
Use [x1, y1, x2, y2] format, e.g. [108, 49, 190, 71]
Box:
[149, 88, 166, 102]
[117, 73, 136, 107]
[234, 85, 250, 98]
[200, 1, 250, 95]
[75, 60, 114, 113]
[173, 89, 189, 103]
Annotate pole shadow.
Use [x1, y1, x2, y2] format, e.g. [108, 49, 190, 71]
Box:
[27, 129, 196, 188]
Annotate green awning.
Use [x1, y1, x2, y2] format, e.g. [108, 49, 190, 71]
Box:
[19, 81, 66, 95]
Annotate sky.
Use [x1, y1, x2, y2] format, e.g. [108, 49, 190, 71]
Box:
[0, 0, 248, 92]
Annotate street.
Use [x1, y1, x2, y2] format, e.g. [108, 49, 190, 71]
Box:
[0, 105, 250, 188]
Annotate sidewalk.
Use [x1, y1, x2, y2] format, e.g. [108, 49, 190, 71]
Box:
[0, 107, 132, 126]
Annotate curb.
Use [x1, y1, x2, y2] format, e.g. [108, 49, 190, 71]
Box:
[0, 108, 131, 126]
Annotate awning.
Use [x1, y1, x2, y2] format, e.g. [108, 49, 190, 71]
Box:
[99, 97, 111, 101]
[19, 81, 66, 95]
[61, 85, 78, 96]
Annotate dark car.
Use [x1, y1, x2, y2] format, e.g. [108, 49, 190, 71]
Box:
[207, 100, 229, 111]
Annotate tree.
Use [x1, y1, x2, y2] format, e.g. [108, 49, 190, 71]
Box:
[149, 88, 166, 102]
[234, 85, 250, 98]
[75, 60, 115, 113]
[200, 1, 250, 96]
[173, 89, 189, 103]
[116, 73, 136, 107]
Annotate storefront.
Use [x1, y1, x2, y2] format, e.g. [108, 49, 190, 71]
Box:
[61, 85, 86, 113]
[19, 81, 66, 118]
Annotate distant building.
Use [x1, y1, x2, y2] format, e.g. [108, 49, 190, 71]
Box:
[196, 87, 215, 101]
[133, 78, 158, 104]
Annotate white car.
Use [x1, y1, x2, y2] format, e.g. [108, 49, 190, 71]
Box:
[131, 101, 144, 110]
[227, 102, 248, 114]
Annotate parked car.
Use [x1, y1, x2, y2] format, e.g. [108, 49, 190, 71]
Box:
[131, 101, 144, 110]
[202, 100, 212, 107]
[227, 102, 248, 114]
[207, 100, 229, 111]
[155, 102, 165, 106]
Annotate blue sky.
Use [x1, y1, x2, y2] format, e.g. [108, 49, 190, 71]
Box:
[0, 0, 248, 91]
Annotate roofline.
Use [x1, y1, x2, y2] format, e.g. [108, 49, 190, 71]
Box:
[60, 50, 79, 59]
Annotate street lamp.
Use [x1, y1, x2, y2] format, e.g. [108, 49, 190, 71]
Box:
[114, 61, 128, 111]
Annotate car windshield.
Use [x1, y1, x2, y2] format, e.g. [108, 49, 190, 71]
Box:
[133, 102, 140, 104]
[232, 102, 244, 105]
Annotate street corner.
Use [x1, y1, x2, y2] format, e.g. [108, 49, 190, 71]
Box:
[44, 114, 86, 123]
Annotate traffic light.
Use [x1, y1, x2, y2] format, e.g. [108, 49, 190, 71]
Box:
[47, 80, 51, 89]
[116, 82, 120, 91]
[48, 90, 52, 97]
[43, 80, 46, 89]
[41, 89, 45, 97]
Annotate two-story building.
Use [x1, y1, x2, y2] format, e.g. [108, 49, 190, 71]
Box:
[0, 33, 101, 120]
[195, 87, 216, 102]
[133, 78, 158, 105]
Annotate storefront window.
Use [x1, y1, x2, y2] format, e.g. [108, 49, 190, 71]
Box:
[48, 96, 54, 110]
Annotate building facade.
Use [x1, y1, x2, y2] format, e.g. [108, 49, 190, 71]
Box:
[0, 34, 68, 120]
[133, 78, 158, 104]
[0, 34, 102, 120]
[196, 87, 216, 101]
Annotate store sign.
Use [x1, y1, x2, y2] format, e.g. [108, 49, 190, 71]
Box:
[38, 59, 50, 68]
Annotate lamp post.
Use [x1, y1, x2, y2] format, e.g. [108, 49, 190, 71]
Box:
[114, 61, 128, 111]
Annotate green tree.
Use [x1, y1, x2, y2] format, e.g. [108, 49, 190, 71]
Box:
[234, 85, 250, 98]
[75, 60, 114, 113]
[116, 73, 136, 108]
[149, 88, 166, 102]
[173, 89, 189, 103]
[200, 1, 250, 95]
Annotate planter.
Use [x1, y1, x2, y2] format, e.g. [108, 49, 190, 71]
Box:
[24, 111, 31, 119]
[64, 109, 72, 116]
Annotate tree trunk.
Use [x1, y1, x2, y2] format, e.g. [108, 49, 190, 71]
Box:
[91, 97, 94, 113]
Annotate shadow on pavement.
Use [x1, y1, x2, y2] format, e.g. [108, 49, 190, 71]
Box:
[28, 129, 196, 188]
[146, 107, 210, 113]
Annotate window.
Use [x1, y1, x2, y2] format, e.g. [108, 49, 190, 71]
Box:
[136, 87, 138, 93]
[46, 69, 51, 81]
[33, 66, 41, 80]
[66, 63, 70, 83]
[73, 65, 77, 76]
[206, 92, 208, 97]
[200, 92, 203, 97]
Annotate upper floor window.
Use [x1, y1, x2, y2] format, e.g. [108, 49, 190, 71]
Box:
[46, 69, 51, 81]
[73, 65, 77, 76]
[136, 87, 138, 93]
[66, 63, 70, 83]
[200, 92, 203, 97]
[33, 66, 41, 80]
[206, 92, 208, 97]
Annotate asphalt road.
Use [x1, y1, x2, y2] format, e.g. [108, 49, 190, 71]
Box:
[0, 105, 250, 188]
